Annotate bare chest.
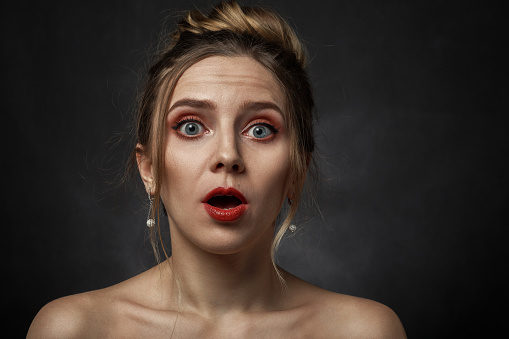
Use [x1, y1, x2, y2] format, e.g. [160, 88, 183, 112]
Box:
[169, 313, 313, 339]
[99, 308, 315, 339]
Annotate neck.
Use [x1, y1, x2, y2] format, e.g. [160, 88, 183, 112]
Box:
[165, 224, 283, 317]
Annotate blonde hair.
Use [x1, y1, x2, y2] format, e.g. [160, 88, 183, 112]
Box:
[131, 0, 315, 281]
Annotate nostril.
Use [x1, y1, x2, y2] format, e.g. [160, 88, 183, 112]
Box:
[213, 157, 244, 172]
[215, 162, 241, 171]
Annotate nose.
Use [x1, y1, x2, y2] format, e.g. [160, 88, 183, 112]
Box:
[210, 133, 245, 173]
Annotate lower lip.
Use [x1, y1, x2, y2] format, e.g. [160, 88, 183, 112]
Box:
[203, 203, 248, 222]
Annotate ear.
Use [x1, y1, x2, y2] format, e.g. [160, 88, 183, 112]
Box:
[305, 152, 312, 168]
[286, 173, 296, 200]
[287, 152, 311, 200]
[136, 143, 154, 193]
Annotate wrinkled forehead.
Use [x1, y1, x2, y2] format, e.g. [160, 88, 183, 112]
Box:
[168, 55, 288, 117]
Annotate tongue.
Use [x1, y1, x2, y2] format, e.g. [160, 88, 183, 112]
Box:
[208, 196, 241, 209]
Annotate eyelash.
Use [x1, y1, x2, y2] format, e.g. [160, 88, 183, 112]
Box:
[171, 117, 279, 141]
[171, 117, 207, 139]
[242, 120, 279, 141]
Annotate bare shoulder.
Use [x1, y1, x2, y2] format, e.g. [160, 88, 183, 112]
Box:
[27, 266, 164, 338]
[324, 293, 407, 339]
[27, 292, 97, 339]
[286, 274, 406, 338]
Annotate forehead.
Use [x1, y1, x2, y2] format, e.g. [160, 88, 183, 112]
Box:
[170, 55, 286, 108]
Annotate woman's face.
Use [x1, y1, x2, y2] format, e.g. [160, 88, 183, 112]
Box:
[151, 55, 293, 255]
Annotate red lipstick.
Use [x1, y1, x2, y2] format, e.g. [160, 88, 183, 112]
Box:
[202, 187, 248, 222]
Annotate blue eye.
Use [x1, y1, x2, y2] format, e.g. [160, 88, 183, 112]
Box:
[178, 121, 204, 136]
[246, 124, 273, 139]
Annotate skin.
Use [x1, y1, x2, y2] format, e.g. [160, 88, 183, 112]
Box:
[27, 56, 406, 338]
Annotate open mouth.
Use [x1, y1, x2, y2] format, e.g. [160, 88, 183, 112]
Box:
[207, 195, 242, 210]
[203, 187, 248, 222]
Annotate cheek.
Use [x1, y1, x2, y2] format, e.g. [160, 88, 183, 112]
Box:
[161, 143, 209, 202]
[252, 146, 293, 200]
[167, 147, 198, 176]
[265, 156, 291, 183]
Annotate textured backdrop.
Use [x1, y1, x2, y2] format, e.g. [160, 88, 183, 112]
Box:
[4, 0, 505, 337]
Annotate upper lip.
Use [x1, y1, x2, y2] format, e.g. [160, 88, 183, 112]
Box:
[202, 187, 248, 204]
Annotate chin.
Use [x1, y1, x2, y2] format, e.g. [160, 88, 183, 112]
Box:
[171, 217, 274, 256]
[206, 225, 272, 255]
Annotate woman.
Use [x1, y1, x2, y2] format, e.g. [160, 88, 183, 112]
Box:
[28, 1, 406, 337]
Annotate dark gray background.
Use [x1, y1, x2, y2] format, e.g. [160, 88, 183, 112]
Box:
[4, 0, 506, 337]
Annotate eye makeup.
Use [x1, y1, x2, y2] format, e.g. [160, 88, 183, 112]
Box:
[169, 114, 281, 143]
[171, 115, 208, 139]
[242, 119, 280, 142]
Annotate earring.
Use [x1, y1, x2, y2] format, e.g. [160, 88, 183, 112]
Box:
[287, 198, 296, 232]
[146, 186, 155, 228]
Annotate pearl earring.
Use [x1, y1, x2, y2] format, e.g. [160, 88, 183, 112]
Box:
[146, 186, 155, 228]
[287, 198, 296, 232]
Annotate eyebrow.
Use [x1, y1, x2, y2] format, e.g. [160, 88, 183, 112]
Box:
[240, 101, 284, 117]
[168, 98, 284, 117]
[168, 99, 217, 112]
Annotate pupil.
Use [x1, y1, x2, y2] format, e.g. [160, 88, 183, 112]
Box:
[186, 123, 197, 135]
[254, 126, 266, 138]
